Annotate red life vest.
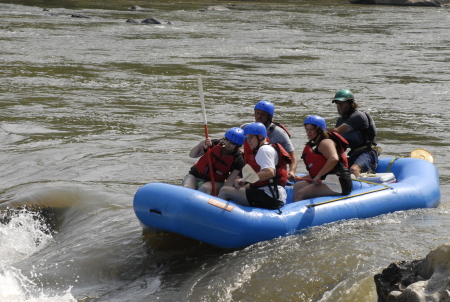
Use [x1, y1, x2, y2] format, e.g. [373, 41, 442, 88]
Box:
[245, 143, 292, 188]
[194, 143, 240, 182]
[301, 132, 349, 179]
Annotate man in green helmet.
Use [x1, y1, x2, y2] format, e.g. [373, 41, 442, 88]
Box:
[326, 89, 379, 178]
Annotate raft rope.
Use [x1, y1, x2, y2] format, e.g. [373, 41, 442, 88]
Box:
[306, 178, 392, 208]
[386, 157, 399, 172]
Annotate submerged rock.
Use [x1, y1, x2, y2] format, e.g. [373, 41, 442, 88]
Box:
[375, 243, 450, 302]
[71, 14, 91, 18]
[130, 5, 143, 10]
[141, 17, 172, 25]
[350, 0, 441, 6]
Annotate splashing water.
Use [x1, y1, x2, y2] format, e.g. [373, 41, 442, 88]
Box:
[0, 210, 76, 302]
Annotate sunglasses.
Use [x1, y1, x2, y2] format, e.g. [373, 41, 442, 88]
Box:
[224, 137, 238, 145]
[245, 135, 255, 141]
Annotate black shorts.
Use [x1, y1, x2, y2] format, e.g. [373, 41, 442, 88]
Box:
[245, 187, 284, 210]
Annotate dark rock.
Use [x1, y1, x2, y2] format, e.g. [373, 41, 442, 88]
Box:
[374, 260, 425, 302]
[130, 5, 143, 10]
[141, 18, 172, 25]
[375, 244, 450, 302]
[71, 14, 91, 18]
[141, 17, 160, 24]
[126, 18, 139, 23]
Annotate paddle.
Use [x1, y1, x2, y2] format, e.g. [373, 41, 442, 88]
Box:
[198, 75, 217, 196]
[294, 175, 342, 194]
[180, 157, 197, 165]
[240, 164, 260, 184]
[410, 148, 433, 163]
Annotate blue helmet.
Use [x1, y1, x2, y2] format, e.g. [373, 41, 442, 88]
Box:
[244, 122, 267, 138]
[254, 100, 275, 116]
[304, 115, 326, 131]
[225, 127, 245, 145]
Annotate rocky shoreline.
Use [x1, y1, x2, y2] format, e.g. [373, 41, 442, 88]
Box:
[375, 243, 450, 302]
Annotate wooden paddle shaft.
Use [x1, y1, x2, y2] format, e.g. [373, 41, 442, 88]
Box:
[198, 75, 217, 196]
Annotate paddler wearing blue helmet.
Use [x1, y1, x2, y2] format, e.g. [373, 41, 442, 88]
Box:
[293, 115, 352, 202]
[219, 122, 292, 211]
[182, 127, 245, 195]
[326, 89, 379, 178]
[241, 100, 298, 181]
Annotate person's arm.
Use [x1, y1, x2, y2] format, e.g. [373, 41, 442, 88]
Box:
[224, 169, 241, 187]
[236, 167, 275, 188]
[326, 124, 352, 134]
[257, 167, 276, 181]
[254, 145, 276, 181]
[313, 139, 339, 182]
[189, 137, 212, 158]
[288, 150, 298, 180]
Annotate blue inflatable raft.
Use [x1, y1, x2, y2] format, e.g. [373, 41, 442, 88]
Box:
[133, 157, 441, 248]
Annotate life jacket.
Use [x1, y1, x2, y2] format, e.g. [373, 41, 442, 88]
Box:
[347, 111, 378, 156]
[269, 121, 291, 138]
[301, 132, 349, 179]
[361, 112, 377, 145]
[194, 142, 240, 182]
[243, 122, 291, 163]
[245, 143, 292, 188]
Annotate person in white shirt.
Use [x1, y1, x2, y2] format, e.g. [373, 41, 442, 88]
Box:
[218, 122, 291, 210]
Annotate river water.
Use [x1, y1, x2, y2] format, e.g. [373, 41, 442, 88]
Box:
[0, 0, 449, 301]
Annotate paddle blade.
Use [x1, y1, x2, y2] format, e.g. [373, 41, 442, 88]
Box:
[242, 164, 260, 183]
[180, 157, 197, 165]
[322, 174, 342, 194]
[411, 148, 433, 163]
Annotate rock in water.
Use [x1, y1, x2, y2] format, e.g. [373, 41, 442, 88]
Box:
[374, 243, 450, 302]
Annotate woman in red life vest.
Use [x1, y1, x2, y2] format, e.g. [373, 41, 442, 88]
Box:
[182, 127, 245, 195]
[293, 115, 352, 202]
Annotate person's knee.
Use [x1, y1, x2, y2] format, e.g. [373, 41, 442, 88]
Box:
[294, 187, 305, 202]
[198, 186, 208, 194]
[182, 175, 197, 189]
[198, 183, 212, 194]
[294, 189, 306, 202]
[350, 164, 362, 176]
[218, 186, 231, 199]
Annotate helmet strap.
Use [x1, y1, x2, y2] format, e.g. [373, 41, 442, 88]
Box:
[266, 116, 273, 128]
[254, 136, 265, 151]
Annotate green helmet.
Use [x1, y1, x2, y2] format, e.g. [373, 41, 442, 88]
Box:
[332, 89, 354, 103]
